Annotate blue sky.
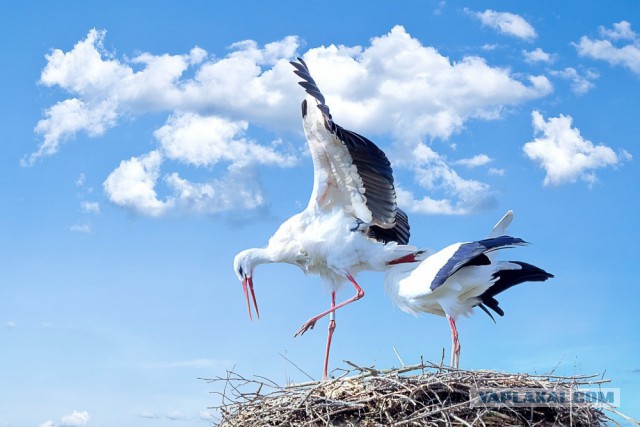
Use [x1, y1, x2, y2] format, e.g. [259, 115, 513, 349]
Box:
[1, 1, 639, 425]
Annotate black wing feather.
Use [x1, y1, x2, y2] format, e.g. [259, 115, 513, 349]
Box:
[430, 236, 527, 292]
[476, 261, 553, 318]
[368, 208, 411, 245]
[290, 57, 401, 230]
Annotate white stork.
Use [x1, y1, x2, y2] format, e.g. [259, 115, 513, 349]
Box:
[384, 211, 553, 368]
[233, 57, 421, 380]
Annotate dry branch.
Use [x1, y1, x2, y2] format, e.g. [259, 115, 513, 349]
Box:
[203, 360, 635, 427]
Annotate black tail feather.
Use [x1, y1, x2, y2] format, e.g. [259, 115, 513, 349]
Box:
[477, 261, 553, 319]
[477, 303, 497, 323]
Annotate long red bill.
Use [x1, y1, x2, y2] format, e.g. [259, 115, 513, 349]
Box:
[242, 276, 253, 321]
[247, 276, 260, 320]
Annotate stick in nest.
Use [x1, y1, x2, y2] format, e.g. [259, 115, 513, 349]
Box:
[202, 360, 637, 427]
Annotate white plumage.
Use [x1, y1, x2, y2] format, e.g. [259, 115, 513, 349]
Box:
[234, 57, 420, 380]
[384, 211, 553, 368]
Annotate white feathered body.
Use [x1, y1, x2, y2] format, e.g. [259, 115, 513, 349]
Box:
[266, 205, 417, 290]
[385, 242, 520, 319]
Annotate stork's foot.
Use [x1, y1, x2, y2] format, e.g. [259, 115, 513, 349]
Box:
[294, 317, 318, 337]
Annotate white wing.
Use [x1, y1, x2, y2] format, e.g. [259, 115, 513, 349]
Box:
[488, 210, 513, 238]
[291, 58, 409, 244]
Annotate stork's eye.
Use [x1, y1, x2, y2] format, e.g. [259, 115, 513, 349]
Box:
[301, 99, 307, 117]
[238, 266, 244, 277]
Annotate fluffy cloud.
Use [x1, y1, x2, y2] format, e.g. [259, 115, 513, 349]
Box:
[395, 144, 495, 215]
[165, 170, 266, 214]
[523, 111, 625, 186]
[523, 47, 554, 64]
[574, 21, 640, 75]
[550, 67, 598, 95]
[155, 113, 295, 168]
[33, 26, 553, 216]
[28, 29, 301, 166]
[454, 154, 493, 168]
[27, 98, 117, 166]
[39, 411, 90, 427]
[103, 150, 267, 216]
[103, 151, 170, 216]
[599, 20, 637, 41]
[301, 26, 551, 143]
[31, 26, 550, 150]
[468, 9, 537, 41]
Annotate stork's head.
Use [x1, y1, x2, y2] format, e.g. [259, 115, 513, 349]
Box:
[233, 249, 261, 321]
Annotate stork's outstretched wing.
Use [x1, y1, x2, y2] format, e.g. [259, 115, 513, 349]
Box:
[290, 57, 409, 244]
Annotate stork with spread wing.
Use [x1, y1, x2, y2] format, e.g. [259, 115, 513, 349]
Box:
[234, 57, 421, 379]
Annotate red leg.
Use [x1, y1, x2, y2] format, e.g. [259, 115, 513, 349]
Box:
[447, 314, 461, 368]
[294, 273, 364, 337]
[322, 291, 337, 380]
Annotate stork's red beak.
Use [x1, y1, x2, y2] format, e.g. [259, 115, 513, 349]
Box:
[242, 275, 260, 321]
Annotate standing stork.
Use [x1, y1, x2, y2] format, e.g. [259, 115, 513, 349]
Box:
[233, 57, 421, 379]
[384, 211, 553, 368]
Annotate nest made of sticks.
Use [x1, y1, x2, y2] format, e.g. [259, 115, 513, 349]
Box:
[205, 360, 635, 427]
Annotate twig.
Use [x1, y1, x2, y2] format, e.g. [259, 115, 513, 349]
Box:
[393, 346, 406, 367]
[203, 359, 629, 427]
[279, 352, 315, 382]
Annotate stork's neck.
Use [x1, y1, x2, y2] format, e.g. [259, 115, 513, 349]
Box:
[245, 247, 281, 268]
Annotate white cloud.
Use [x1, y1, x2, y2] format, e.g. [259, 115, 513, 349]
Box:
[599, 20, 637, 41]
[26, 98, 117, 166]
[5, 320, 16, 328]
[523, 111, 624, 186]
[574, 21, 640, 75]
[395, 143, 495, 215]
[103, 151, 171, 216]
[39, 411, 90, 427]
[70, 223, 92, 234]
[27, 29, 302, 165]
[523, 47, 554, 64]
[103, 150, 267, 216]
[550, 67, 599, 95]
[488, 167, 505, 176]
[60, 411, 90, 427]
[32, 26, 551, 149]
[80, 201, 100, 213]
[454, 154, 493, 168]
[165, 170, 265, 214]
[306, 26, 550, 141]
[33, 26, 554, 216]
[155, 112, 296, 168]
[40, 29, 128, 94]
[468, 9, 537, 41]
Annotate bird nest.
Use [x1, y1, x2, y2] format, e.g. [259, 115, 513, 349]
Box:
[204, 360, 636, 427]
